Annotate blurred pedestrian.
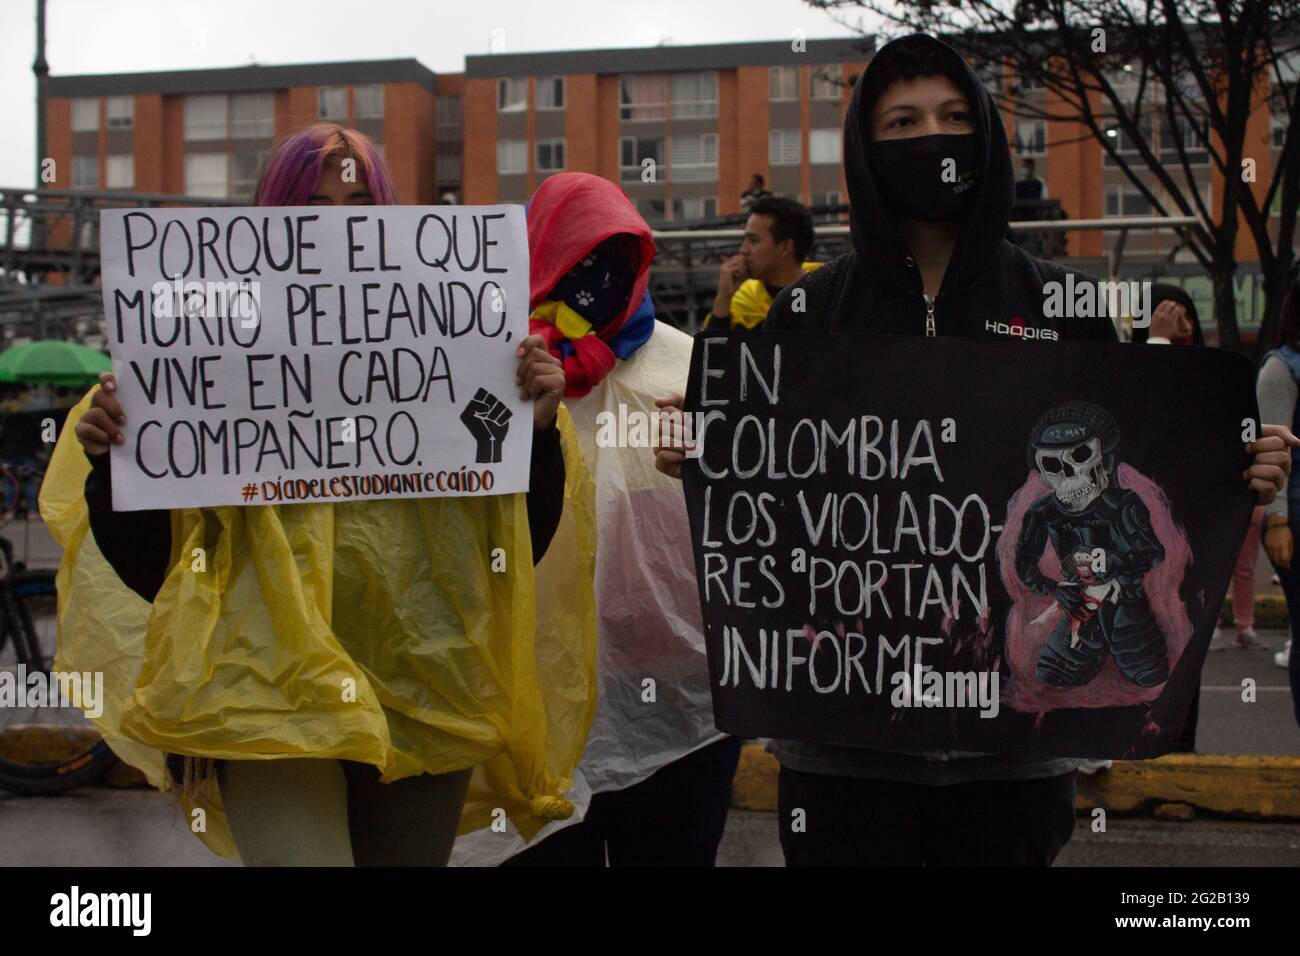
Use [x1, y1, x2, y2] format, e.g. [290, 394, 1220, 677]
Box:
[1257, 280, 1300, 725]
[740, 173, 772, 213]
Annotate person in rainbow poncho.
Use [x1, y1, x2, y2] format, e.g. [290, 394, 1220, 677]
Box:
[454, 173, 740, 867]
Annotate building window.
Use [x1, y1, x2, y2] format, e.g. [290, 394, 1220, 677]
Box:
[437, 95, 462, 127]
[1104, 186, 1155, 217]
[498, 77, 527, 112]
[536, 138, 565, 172]
[231, 151, 266, 200]
[619, 136, 664, 182]
[811, 190, 842, 221]
[672, 197, 717, 221]
[105, 155, 133, 190]
[71, 97, 99, 132]
[809, 128, 841, 164]
[810, 69, 841, 99]
[1015, 120, 1047, 156]
[184, 95, 228, 141]
[670, 133, 718, 182]
[185, 153, 229, 198]
[671, 72, 718, 119]
[769, 128, 801, 166]
[353, 84, 384, 120]
[1158, 116, 1208, 164]
[497, 139, 527, 174]
[537, 76, 565, 111]
[635, 197, 667, 223]
[231, 93, 274, 138]
[1274, 115, 1288, 149]
[1015, 70, 1045, 92]
[437, 155, 463, 185]
[1102, 117, 1153, 165]
[769, 66, 799, 101]
[619, 75, 668, 121]
[318, 86, 347, 121]
[106, 96, 133, 129]
[71, 155, 98, 190]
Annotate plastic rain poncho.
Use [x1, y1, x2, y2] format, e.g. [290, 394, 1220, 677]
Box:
[41, 390, 598, 858]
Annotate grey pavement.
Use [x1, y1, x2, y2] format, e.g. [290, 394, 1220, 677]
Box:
[4, 787, 1300, 866]
[3, 518, 1296, 867]
[1196, 629, 1296, 755]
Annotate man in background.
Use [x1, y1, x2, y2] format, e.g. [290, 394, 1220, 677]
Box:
[1015, 157, 1046, 200]
[740, 173, 773, 212]
[702, 196, 818, 332]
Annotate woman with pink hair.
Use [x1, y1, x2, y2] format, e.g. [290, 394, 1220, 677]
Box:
[57, 125, 585, 865]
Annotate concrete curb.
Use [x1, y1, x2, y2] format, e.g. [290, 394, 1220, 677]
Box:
[1221, 594, 1289, 628]
[730, 742, 1300, 821]
[8, 731, 1300, 820]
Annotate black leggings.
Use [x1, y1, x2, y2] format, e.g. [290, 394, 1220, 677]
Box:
[778, 766, 1077, 866]
[217, 758, 472, 866]
[504, 736, 743, 867]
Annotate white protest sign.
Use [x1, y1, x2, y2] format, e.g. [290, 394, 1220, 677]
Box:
[99, 205, 533, 510]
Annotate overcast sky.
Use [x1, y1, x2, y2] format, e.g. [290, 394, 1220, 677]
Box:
[0, 0, 880, 188]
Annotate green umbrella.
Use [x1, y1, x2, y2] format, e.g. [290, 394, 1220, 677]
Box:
[0, 340, 111, 387]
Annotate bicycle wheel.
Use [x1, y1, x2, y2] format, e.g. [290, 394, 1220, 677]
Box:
[0, 570, 118, 794]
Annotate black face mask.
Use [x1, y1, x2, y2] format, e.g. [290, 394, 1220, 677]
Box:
[869, 132, 980, 223]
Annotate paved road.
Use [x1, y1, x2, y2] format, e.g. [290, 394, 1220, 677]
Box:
[716, 811, 1300, 867]
[3, 518, 1295, 867]
[3, 787, 1298, 867]
[1196, 629, 1296, 755]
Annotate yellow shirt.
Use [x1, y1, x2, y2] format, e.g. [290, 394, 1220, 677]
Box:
[704, 262, 823, 331]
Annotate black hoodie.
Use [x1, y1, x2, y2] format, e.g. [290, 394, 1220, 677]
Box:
[766, 34, 1116, 346]
[765, 35, 1091, 785]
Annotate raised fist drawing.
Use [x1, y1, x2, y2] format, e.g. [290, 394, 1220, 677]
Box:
[460, 387, 512, 463]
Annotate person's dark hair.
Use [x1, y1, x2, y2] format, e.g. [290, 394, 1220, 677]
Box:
[750, 196, 815, 261]
[1275, 278, 1300, 350]
[1022, 157, 1036, 172]
[860, 35, 973, 131]
[750, 173, 765, 188]
[1133, 282, 1204, 346]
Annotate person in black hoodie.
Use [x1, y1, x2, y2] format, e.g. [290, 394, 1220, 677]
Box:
[655, 33, 1297, 866]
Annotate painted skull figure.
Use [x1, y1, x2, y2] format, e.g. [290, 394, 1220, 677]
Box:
[1015, 401, 1170, 689]
[1034, 436, 1110, 512]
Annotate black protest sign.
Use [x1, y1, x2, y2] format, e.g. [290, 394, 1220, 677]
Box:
[682, 332, 1257, 759]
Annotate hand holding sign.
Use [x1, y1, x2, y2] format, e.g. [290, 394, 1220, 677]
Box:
[651, 392, 692, 479]
[75, 373, 128, 456]
[514, 332, 564, 430]
[1244, 424, 1298, 503]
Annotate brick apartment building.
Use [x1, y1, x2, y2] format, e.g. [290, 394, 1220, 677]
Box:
[44, 59, 451, 204]
[458, 38, 864, 220]
[40, 37, 1289, 277]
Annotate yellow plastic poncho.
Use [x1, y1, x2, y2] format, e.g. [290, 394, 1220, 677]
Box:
[41, 388, 598, 857]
